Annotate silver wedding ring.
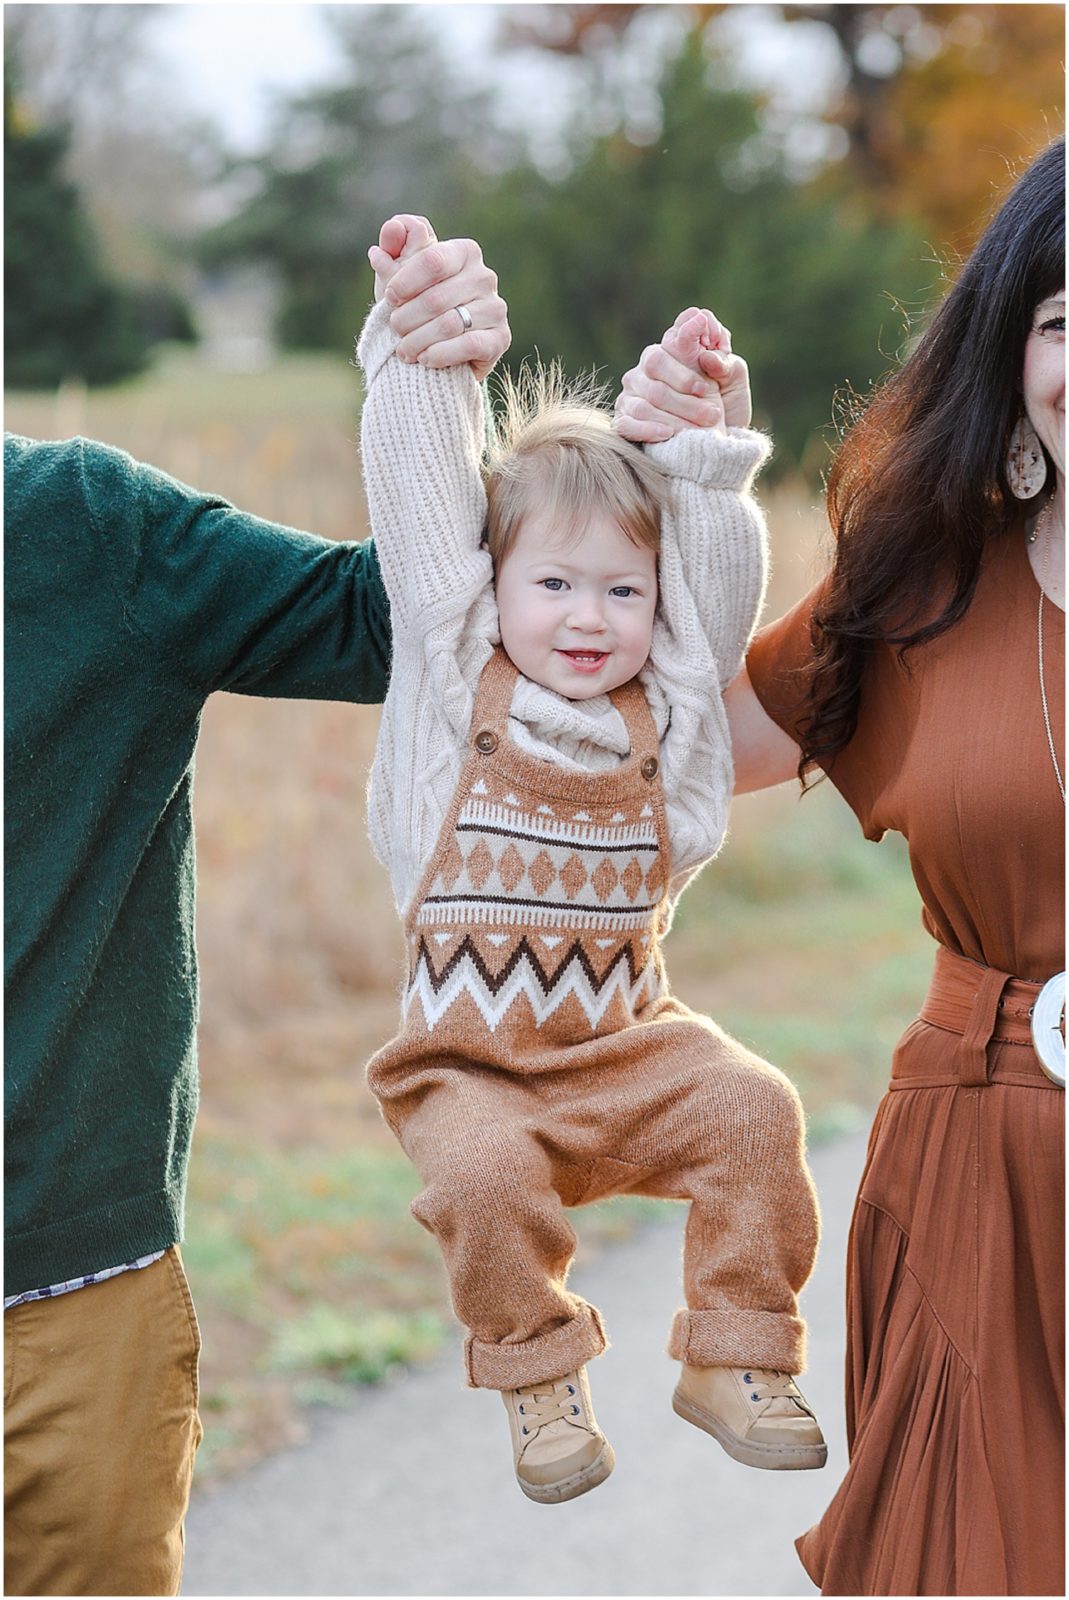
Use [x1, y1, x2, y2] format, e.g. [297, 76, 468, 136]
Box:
[455, 304, 473, 333]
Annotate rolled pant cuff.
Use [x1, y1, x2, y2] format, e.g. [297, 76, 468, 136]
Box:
[667, 1308, 807, 1373]
[465, 1302, 608, 1389]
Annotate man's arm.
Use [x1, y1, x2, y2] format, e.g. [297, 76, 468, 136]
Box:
[83, 439, 392, 703]
[84, 229, 509, 705]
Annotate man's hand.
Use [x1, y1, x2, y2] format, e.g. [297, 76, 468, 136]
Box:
[368, 214, 510, 381]
[615, 306, 753, 442]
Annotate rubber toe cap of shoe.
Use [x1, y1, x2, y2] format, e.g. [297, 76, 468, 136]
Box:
[518, 1430, 606, 1488]
[749, 1414, 826, 1447]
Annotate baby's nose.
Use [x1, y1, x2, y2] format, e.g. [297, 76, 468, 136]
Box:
[567, 598, 606, 629]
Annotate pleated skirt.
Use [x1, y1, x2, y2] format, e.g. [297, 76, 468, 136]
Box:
[797, 1020, 1065, 1596]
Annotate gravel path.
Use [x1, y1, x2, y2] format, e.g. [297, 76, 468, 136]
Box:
[182, 1130, 867, 1597]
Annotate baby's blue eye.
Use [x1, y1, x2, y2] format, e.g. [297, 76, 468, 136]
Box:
[610, 586, 635, 598]
[541, 578, 565, 591]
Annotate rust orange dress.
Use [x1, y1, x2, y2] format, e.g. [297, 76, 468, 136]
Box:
[747, 527, 1065, 1597]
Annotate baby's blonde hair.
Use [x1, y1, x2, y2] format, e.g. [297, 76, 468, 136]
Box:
[484, 360, 665, 563]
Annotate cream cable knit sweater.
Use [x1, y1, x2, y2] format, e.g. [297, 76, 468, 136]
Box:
[357, 299, 770, 919]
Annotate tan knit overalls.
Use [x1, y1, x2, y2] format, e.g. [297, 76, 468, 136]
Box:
[368, 649, 819, 1389]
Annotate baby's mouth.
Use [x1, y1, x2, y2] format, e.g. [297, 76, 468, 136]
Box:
[558, 649, 608, 670]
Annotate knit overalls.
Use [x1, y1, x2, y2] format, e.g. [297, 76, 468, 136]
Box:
[368, 649, 819, 1390]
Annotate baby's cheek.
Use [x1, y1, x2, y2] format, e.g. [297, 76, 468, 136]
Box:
[634, 608, 657, 660]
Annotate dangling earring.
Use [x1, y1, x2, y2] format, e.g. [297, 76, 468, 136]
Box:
[1006, 412, 1048, 499]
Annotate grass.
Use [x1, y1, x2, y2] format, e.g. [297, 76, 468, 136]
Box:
[6, 356, 932, 1483]
[669, 782, 931, 1129]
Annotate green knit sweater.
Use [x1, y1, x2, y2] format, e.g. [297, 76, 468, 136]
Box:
[4, 434, 392, 1297]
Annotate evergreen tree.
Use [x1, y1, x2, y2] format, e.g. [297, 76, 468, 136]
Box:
[193, 14, 936, 469]
[199, 5, 517, 353]
[5, 78, 151, 389]
[469, 33, 932, 467]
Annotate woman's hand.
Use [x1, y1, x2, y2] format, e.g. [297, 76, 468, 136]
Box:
[368, 214, 510, 380]
[615, 306, 753, 442]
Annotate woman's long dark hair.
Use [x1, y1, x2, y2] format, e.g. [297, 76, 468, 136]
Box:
[799, 137, 1065, 777]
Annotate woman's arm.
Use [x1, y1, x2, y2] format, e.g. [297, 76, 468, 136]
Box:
[724, 665, 802, 792]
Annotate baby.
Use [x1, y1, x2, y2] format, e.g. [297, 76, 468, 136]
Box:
[357, 217, 823, 1504]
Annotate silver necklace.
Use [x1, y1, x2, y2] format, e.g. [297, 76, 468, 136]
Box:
[1030, 503, 1065, 804]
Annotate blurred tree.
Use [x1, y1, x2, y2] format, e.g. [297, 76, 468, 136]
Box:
[501, 3, 1064, 243]
[189, 8, 928, 465]
[859, 4, 1065, 243]
[4, 4, 212, 312]
[199, 5, 521, 352]
[4, 74, 152, 387]
[469, 30, 930, 468]
[4, 4, 159, 133]
[773, 4, 1062, 238]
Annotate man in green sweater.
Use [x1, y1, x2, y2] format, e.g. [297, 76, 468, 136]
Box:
[4, 226, 509, 1598]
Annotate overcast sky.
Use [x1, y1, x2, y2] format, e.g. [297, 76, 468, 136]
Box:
[150, 3, 842, 156]
[153, 4, 585, 152]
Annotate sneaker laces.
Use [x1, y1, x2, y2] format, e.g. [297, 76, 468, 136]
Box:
[513, 1377, 586, 1435]
[741, 1369, 814, 1419]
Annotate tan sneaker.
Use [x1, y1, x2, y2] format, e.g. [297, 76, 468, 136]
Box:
[673, 1365, 827, 1471]
[502, 1367, 615, 1503]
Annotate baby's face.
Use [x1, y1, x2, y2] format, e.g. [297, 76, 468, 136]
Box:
[494, 506, 657, 700]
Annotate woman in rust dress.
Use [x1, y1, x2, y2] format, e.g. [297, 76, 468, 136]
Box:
[616, 139, 1064, 1595]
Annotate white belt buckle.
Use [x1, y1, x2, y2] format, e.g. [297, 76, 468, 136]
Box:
[1031, 972, 1066, 1087]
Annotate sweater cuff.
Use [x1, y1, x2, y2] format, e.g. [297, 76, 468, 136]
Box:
[647, 426, 772, 493]
[355, 298, 398, 384]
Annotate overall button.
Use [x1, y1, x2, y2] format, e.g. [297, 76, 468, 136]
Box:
[474, 730, 498, 754]
[641, 756, 659, 781]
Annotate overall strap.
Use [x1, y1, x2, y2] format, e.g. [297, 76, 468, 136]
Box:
[469, 649, 661, 773]
[609, 675, 662, 771]
[468, 646, 520, 741]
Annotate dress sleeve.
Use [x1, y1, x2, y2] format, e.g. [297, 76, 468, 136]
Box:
[746, 582, 905, 841]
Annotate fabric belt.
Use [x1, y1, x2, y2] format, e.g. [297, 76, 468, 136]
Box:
[891, 945, 1059, 1090]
